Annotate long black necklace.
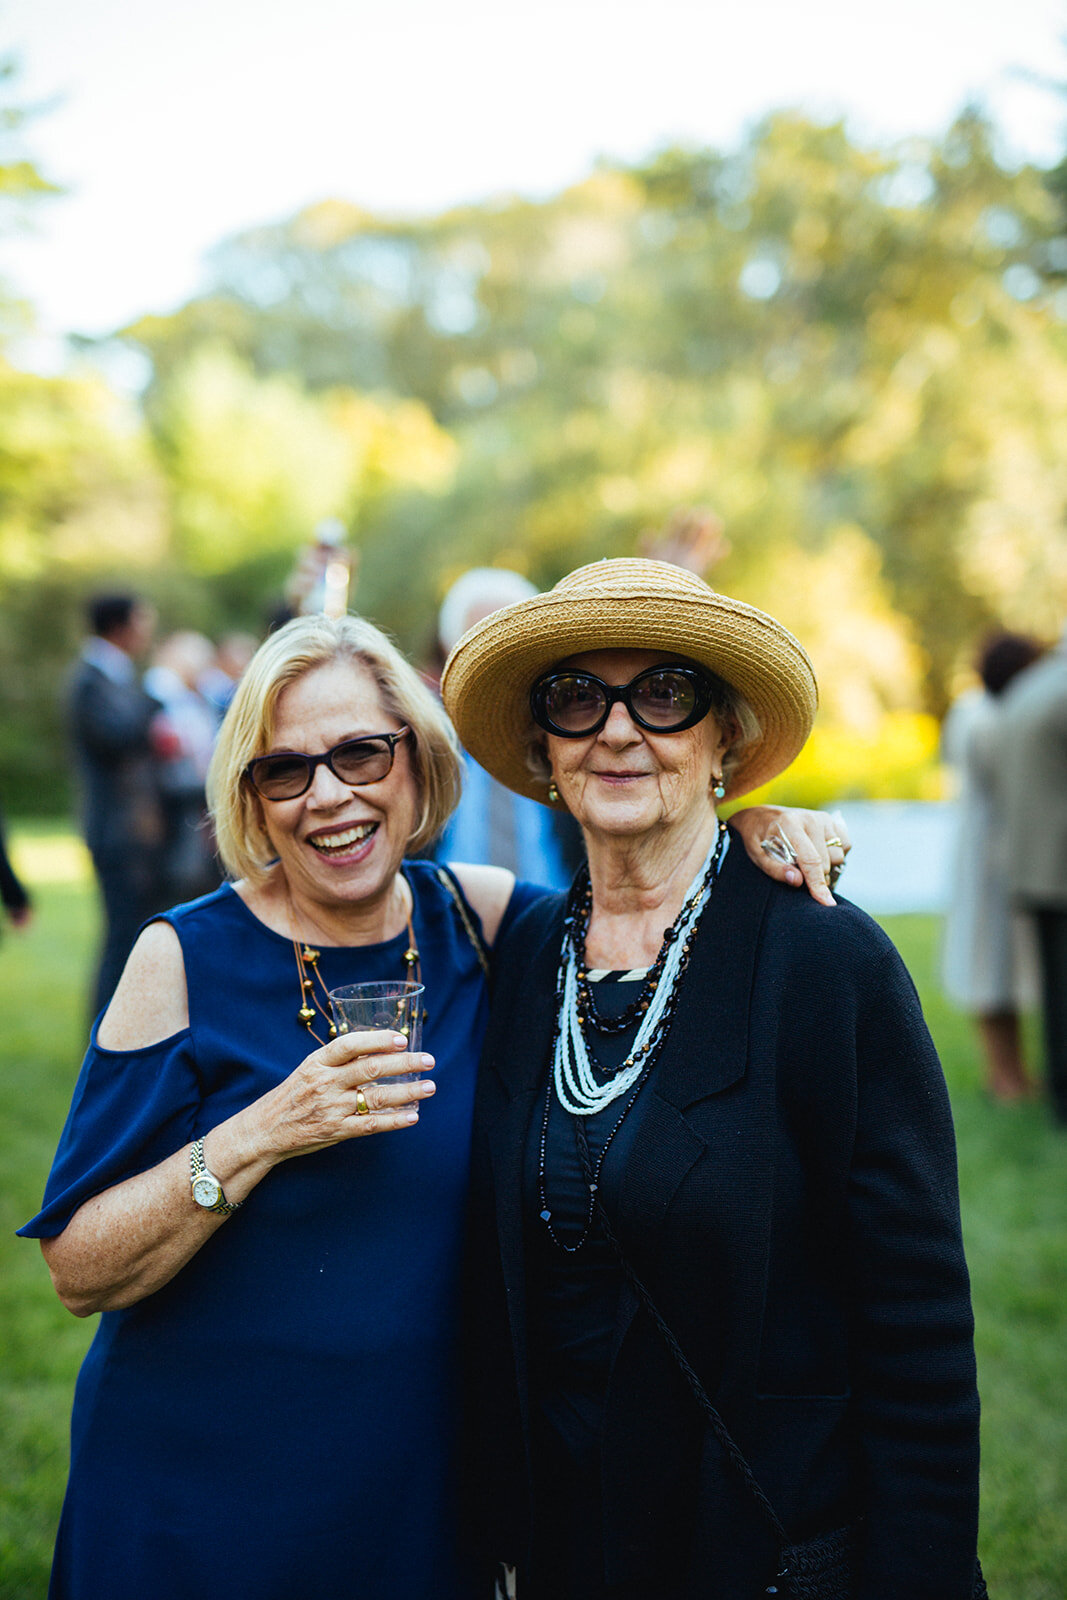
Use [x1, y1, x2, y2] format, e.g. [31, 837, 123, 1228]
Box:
[538, 827, 726, 1252]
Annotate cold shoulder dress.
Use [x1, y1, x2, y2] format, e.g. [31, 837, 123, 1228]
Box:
[20, 862, 544, 1600]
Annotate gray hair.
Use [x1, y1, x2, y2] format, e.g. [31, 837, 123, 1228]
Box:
[438, 567, 539, 655]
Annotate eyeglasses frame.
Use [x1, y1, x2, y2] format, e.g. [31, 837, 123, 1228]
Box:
[243, 726, 411, 801]
[529, 665, 715, 739]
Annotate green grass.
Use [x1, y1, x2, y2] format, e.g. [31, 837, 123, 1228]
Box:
[0, 838, 1064, 1597]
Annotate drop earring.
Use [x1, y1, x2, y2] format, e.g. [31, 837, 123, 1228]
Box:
[548, 781, 560, 805]
[712, 773, 726, 801]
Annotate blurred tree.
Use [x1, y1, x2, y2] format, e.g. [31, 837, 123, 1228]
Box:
[8, 97, 1067, 808]
[111, 109, 1067, 717]
[0, 54, 61, 341]
[146, 342, 456, 577]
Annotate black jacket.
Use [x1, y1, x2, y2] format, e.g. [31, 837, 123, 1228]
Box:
[66, 656, 162, 861]
[465, 837, 981, 1598]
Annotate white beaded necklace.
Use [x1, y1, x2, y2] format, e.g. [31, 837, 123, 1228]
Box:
[552, 825, 727, 1116]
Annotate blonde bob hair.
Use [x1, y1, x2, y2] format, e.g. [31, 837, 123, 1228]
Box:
[208, 613, 462, 885]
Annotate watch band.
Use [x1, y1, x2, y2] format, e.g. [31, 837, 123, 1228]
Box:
[189, 1138, 242, 1215]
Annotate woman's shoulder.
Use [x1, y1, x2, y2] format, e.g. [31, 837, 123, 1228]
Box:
[99, 885, 253, 1050]
[492, 883, 566, 975]
[757, 876, 920, 1021]
[96, 919, 190, 1049]
[413, 857, 559, 949]
[729, 831, 901, 972]
[158, 880, 240, 933]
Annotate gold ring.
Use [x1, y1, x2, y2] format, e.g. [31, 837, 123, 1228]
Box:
[355, 1088, 369, 1116]
[825, 836, 843, 849]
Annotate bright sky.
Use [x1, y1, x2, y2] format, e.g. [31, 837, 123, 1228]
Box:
[4, 0, 1066, 364]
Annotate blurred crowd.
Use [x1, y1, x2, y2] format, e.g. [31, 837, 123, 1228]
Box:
[941, 626, 1067, 1125]
[65, 592, 258, 1015]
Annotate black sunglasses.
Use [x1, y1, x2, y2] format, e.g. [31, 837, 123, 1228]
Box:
[244, 728, 410, 801]
[530, 666, 714, 738]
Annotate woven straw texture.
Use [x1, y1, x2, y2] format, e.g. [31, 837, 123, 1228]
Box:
[440, 559, 817, 805]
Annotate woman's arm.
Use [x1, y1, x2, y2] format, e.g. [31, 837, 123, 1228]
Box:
[41, 923, 436, 1317]
[451, 806, 852, 937]
[729, 804, 851, 905]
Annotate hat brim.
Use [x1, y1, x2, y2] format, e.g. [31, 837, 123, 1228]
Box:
[440, 566, 817, 807]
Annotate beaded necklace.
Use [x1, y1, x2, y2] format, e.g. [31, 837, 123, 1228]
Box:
[551, 823, 726, 1117]
[538, 824, 727, 1253]
[291, 879, 421, 1048]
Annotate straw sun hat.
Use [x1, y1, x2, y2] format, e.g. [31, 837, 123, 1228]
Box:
[440, 557, 818, 806]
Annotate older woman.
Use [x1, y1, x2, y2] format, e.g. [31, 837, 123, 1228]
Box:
[442, 560, 985, 1600]
[21, 610, 837, 1600]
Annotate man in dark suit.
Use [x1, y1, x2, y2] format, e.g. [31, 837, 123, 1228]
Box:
[67, 593, 165, 1015]
[999, 631, 1067, 1124]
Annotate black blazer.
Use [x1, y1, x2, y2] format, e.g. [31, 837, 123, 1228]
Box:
[465, 837, 981, 1599]
[66, 657, 162, 861]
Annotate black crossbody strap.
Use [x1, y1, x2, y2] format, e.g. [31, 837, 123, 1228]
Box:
[435, 864, 491, 978]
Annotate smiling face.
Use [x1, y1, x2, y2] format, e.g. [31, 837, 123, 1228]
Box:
[544, 648, 729, 846]
[254, 659, 418, 920]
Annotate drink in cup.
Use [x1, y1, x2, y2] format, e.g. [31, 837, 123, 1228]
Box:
[327, 981, 426, 1093]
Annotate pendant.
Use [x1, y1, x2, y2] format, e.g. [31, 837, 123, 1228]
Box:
[540, 1208, 552, 1223]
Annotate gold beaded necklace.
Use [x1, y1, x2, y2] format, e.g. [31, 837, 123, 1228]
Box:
[290, 880, 422, 1048]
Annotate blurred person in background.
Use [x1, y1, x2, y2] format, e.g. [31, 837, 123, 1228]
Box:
[146, 631, 223, 905]
[433, 568, 575, 890]
[0, 797, 32, 935]
[198, 631, 259, 719]
[997, 623, 1067, 1125]
[941, 630, 1044, 1100]
[66, 592, 164, 1015]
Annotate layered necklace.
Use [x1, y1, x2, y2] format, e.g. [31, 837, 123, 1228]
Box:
[291, 879, 421, 1048]
[551, 822, 727, 1116]
[538, 823, 727, 1252]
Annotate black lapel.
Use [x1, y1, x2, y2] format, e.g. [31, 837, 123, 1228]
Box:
[648, 831, 772, 1112]
[611, 836, 774, 1272]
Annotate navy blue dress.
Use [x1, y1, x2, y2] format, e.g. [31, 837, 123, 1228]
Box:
[20, 862, 545, 1600]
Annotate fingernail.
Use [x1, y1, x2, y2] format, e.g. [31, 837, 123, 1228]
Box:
[785, 868, 801, 886]
[392, 1034, 409, 1047]
[403, 1109, 419, 1124]
[419, 1054, 435, 1069]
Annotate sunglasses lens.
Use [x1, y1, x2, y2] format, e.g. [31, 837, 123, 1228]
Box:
[330, 739, 394, 785]
[630, 670, 700, 729]
[538, 675, 608, 734]
[251, 754, 312, 800]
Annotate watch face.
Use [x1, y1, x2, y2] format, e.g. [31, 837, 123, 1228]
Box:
[192, 1175, 222, 1209]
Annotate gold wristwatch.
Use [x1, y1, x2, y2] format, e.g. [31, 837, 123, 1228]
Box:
[189, 1138, 242, 1215]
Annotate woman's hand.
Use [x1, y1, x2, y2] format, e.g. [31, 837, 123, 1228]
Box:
[250, 1028, 436, 1160]
[42, 1035, 434, 1317]
[729, 805, 852, 906]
